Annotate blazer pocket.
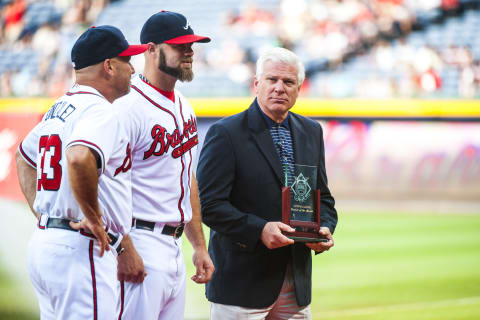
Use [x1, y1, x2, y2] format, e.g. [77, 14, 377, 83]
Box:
[220, 235, 254, 253]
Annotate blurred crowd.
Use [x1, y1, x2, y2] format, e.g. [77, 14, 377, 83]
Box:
[0, 0, 479, 98]
[353, 41, 480, 98]
[0, 0, 112, 97]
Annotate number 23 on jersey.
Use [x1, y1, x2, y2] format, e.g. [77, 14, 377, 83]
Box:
[37, 134, 62, 191]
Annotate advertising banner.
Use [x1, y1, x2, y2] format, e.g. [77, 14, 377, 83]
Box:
[0, 113, 42, 200]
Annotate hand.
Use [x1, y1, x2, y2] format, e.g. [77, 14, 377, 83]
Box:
[261, 222, 295, 249]
[191, 248, 214, 284]
[117, 244, 147, 283]
[305, 227, 334, 253]
[70, 218, 110, 257]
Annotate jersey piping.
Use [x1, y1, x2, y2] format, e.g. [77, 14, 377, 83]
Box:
[66, 91, 105, 100]
[130, 84, 186, 223]
[19, 141, 36, 168]
[66, 139, 106, 173]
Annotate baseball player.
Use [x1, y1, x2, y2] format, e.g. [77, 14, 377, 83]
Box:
[113, 11, 214, 320]
[15, 26, 147, 320]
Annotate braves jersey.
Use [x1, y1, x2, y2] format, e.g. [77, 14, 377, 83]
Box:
[114, 74, 198, 224]
[18, 84, 133, 235]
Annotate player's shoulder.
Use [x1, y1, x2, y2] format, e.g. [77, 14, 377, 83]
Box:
[114, 90, 136, 113]
[41, 88, 109, 125]
[114, 86, 142, 111]
[62, 85, 113, 118]
[175, 89, 196, 113]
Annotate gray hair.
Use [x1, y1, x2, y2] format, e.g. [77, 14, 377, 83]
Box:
[256, 47, 305, 86]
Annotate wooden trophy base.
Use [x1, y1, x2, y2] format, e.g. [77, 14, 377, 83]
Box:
[281, 187, 328, 243]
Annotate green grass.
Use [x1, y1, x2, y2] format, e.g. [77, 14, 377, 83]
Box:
[0, 262, 38, 320]
[1, 212, 479, 320]
[183, 212, 480, 319]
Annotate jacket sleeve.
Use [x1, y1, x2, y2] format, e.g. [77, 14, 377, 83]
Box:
[317, 123, 338, 234]
[197, 122, 267, 251]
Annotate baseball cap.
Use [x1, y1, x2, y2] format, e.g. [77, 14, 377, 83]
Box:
[71, 25, 148, 70]
[140, 11, 211, 45]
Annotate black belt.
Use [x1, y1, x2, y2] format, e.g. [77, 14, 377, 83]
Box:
[43, 217, 123, 254]
[134, 219, 184, 239]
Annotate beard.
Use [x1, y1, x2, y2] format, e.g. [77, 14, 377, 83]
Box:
[158, 48, 194, 82]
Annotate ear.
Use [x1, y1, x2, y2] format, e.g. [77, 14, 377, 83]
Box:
[103, 59, 111, 71]
[253, 76, 259, 94]
[103, 59, 115, 76]
[147, 42, 157, 53]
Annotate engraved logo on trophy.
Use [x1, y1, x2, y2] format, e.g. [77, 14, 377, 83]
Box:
[291, 173, 311, 202]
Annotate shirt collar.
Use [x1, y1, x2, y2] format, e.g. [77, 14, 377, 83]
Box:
[255, 98, 290, 130]
[67, 84, 107, 100]
[139, 74, 175, 103]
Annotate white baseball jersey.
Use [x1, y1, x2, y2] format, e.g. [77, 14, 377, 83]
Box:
[19, 84, 133, 235]
[114, 74, 198, 224]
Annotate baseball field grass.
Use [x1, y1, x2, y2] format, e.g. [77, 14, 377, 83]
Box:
[0, 209, 479, 319]
[183, 211, 480, 320]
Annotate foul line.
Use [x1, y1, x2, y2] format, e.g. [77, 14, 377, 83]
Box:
[314, 296, 480, 317]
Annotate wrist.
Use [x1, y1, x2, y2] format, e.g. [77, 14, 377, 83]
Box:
[191, 243, 208, 252]
[88, 216, 104, 227]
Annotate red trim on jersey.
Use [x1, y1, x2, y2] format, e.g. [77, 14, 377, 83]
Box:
[66, 91, 104, 99]
[19, 142, 37, 168]
[67, 139, 105, 173]
[187, 149, 192, 191]
[177, 99, 186, 223]
[139, 77, 175, 102]
[89, 240, 98, 320]
[131, 84, 185, 223]
[118, 281, 125, 320]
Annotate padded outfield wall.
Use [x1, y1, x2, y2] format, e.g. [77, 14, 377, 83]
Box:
[1, 98, 479, 204]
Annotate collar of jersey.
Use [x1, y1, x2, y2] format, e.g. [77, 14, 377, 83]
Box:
[136, 74, 176, 103]
[67, 83, 107, 101]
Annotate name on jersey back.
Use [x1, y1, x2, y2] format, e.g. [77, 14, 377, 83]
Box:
[44, 101, 76, 123]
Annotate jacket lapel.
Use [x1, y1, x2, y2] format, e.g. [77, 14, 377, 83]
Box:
[289, 114, 308, 166]
[247, 100, 283, 185]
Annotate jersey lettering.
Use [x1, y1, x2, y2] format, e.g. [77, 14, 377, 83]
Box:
[114, 143, 132, 176]
[172, 135, 198, 158]
[44, 101, 76, 123]
[143, 116, 198, 160]
[37, 134, 62, 191]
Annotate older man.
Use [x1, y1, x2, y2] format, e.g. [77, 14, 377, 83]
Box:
[197, 47, 338, 319]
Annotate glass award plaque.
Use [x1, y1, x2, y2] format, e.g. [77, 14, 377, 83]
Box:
[281, 164, 328, 242]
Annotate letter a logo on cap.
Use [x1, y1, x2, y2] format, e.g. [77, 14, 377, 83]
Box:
[183, 20, 190, 30]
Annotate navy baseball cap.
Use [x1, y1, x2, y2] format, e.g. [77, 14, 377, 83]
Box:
[140, 11, 211, 45]
[71, 25, 148, 70]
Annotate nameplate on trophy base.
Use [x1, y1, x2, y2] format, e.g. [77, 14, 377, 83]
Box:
[281, 164, 328, 243]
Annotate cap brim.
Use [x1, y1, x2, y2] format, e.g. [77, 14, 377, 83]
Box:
[164, 34, 211, 44]
[118, 44, 149, 56]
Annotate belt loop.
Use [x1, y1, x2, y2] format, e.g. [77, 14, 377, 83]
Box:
[132, 218, 136, 229]
[38, 214, 49, 229]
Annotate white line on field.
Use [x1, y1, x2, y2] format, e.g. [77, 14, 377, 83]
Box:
[314, 296, 480, 317]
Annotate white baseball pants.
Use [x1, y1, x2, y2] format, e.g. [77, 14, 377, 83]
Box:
[28, 228, 118, 320]
[118, 227, 186, 320]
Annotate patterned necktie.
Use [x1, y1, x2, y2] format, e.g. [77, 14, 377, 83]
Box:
[270, 124, 295, 187]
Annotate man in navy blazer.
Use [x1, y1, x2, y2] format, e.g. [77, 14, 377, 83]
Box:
[197, 47, 338, 319]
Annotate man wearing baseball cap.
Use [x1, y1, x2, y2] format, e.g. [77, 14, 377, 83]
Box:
[16, 25, 146, 319]
[113, 11, 213, 320]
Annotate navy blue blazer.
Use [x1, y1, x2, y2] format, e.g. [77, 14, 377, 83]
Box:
[197, 99, 337, 308]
